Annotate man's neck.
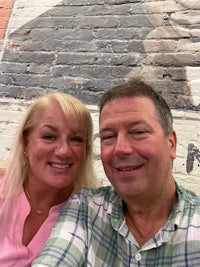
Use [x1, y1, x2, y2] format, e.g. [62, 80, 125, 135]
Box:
[123, 182, 177, 246]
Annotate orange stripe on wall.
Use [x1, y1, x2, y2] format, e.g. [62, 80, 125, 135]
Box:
[0, 0, 15, 39]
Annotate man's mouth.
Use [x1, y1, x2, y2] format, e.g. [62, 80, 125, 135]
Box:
[117, 165, 141, 171]
[116, 165, 142, 171]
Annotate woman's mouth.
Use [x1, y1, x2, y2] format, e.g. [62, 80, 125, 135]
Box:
[49, 163, 72, 169]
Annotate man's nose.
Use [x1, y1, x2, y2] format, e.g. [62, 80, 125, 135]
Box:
[114, 133, 133, 155]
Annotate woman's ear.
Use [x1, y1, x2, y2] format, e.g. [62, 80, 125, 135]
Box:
[23, 133, 28, 155]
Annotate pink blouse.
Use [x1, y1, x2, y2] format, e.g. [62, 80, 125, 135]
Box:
[0, 184, 65, 267]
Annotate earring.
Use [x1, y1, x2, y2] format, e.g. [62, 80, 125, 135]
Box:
[23, 151, 27, 165]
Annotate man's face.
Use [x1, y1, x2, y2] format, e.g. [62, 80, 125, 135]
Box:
[100, 96, 176, 201]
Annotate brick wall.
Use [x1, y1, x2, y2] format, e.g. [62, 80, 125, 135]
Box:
[0, 0, 200, 109]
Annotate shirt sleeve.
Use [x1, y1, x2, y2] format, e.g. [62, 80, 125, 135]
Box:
[32, 191, 88, 267]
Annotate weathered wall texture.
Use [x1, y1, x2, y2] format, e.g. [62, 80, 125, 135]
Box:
[0, 0, 200, 108]
[0, 0, 200, 192]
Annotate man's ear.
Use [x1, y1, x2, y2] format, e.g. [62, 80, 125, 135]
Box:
[168, 130, 177, 159]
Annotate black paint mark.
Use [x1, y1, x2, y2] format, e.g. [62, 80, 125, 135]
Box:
[186, 143, 200, 173]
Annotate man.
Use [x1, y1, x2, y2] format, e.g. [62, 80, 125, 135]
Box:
[32, 80, 200, 266]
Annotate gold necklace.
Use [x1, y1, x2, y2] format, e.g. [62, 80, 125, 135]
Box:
[25, 186, 71, 215]
[25, 187, 49, 215]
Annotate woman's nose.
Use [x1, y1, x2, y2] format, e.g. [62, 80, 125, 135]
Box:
[55, 140, 72, 157]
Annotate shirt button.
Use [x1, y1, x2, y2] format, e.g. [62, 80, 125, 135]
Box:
[135, 252, 142, 261]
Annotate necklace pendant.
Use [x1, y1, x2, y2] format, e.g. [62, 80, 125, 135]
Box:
[35, 209, 44, 215]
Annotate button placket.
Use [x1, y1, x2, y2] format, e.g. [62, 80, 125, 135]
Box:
[135, 252, 142, 262]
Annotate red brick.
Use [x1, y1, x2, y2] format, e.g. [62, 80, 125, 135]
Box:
[0, 0, 15, 39]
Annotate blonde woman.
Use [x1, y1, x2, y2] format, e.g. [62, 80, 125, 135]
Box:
[0, 92, 99, 266]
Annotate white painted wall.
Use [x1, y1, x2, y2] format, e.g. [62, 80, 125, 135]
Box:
[0, 97, 200, 193]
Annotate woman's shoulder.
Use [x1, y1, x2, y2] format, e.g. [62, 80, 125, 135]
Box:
[0, 161, 7, 176]
[0, 161, 7, 191]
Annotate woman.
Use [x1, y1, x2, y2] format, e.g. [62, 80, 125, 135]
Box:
[0, 92, 99, 266]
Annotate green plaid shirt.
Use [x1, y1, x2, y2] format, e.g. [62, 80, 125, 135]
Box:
[33, 184, 200, 267]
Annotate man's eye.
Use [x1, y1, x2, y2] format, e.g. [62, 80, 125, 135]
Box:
[101, 135, 114, 141]
[131, 130, 149, 139]
[135, 130, 146, 134]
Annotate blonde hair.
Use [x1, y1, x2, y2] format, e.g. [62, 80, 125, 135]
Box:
[1, 92, 99, 210]
[0, 161, 7, 176]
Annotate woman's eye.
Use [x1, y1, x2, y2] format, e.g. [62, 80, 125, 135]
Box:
[42, 134, 56, 140]
[71, 136, 84, 143]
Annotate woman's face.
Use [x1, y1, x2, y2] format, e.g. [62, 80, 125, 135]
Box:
[24, 104, 86, 191]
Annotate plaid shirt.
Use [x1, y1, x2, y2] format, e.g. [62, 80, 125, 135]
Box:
[32, 184, 200, 267]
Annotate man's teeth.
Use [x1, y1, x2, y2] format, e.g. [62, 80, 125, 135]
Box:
[51, 163, 70, 169]
[120, 166, 139, 171]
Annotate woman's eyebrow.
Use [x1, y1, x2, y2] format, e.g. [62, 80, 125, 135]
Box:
[40, 124, 57, 132]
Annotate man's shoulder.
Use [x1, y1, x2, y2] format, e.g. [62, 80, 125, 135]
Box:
[177, 183, 200, 207]
[59, 186, 119, 222]
[74, 186, 116, 202]
[78, 186, 114, 194]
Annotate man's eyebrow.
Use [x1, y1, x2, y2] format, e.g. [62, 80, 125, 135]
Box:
[100, 120, 148, 130]
[99, 126, 115, 135]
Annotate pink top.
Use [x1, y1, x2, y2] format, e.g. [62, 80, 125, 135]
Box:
[0, 183, 65, 267]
